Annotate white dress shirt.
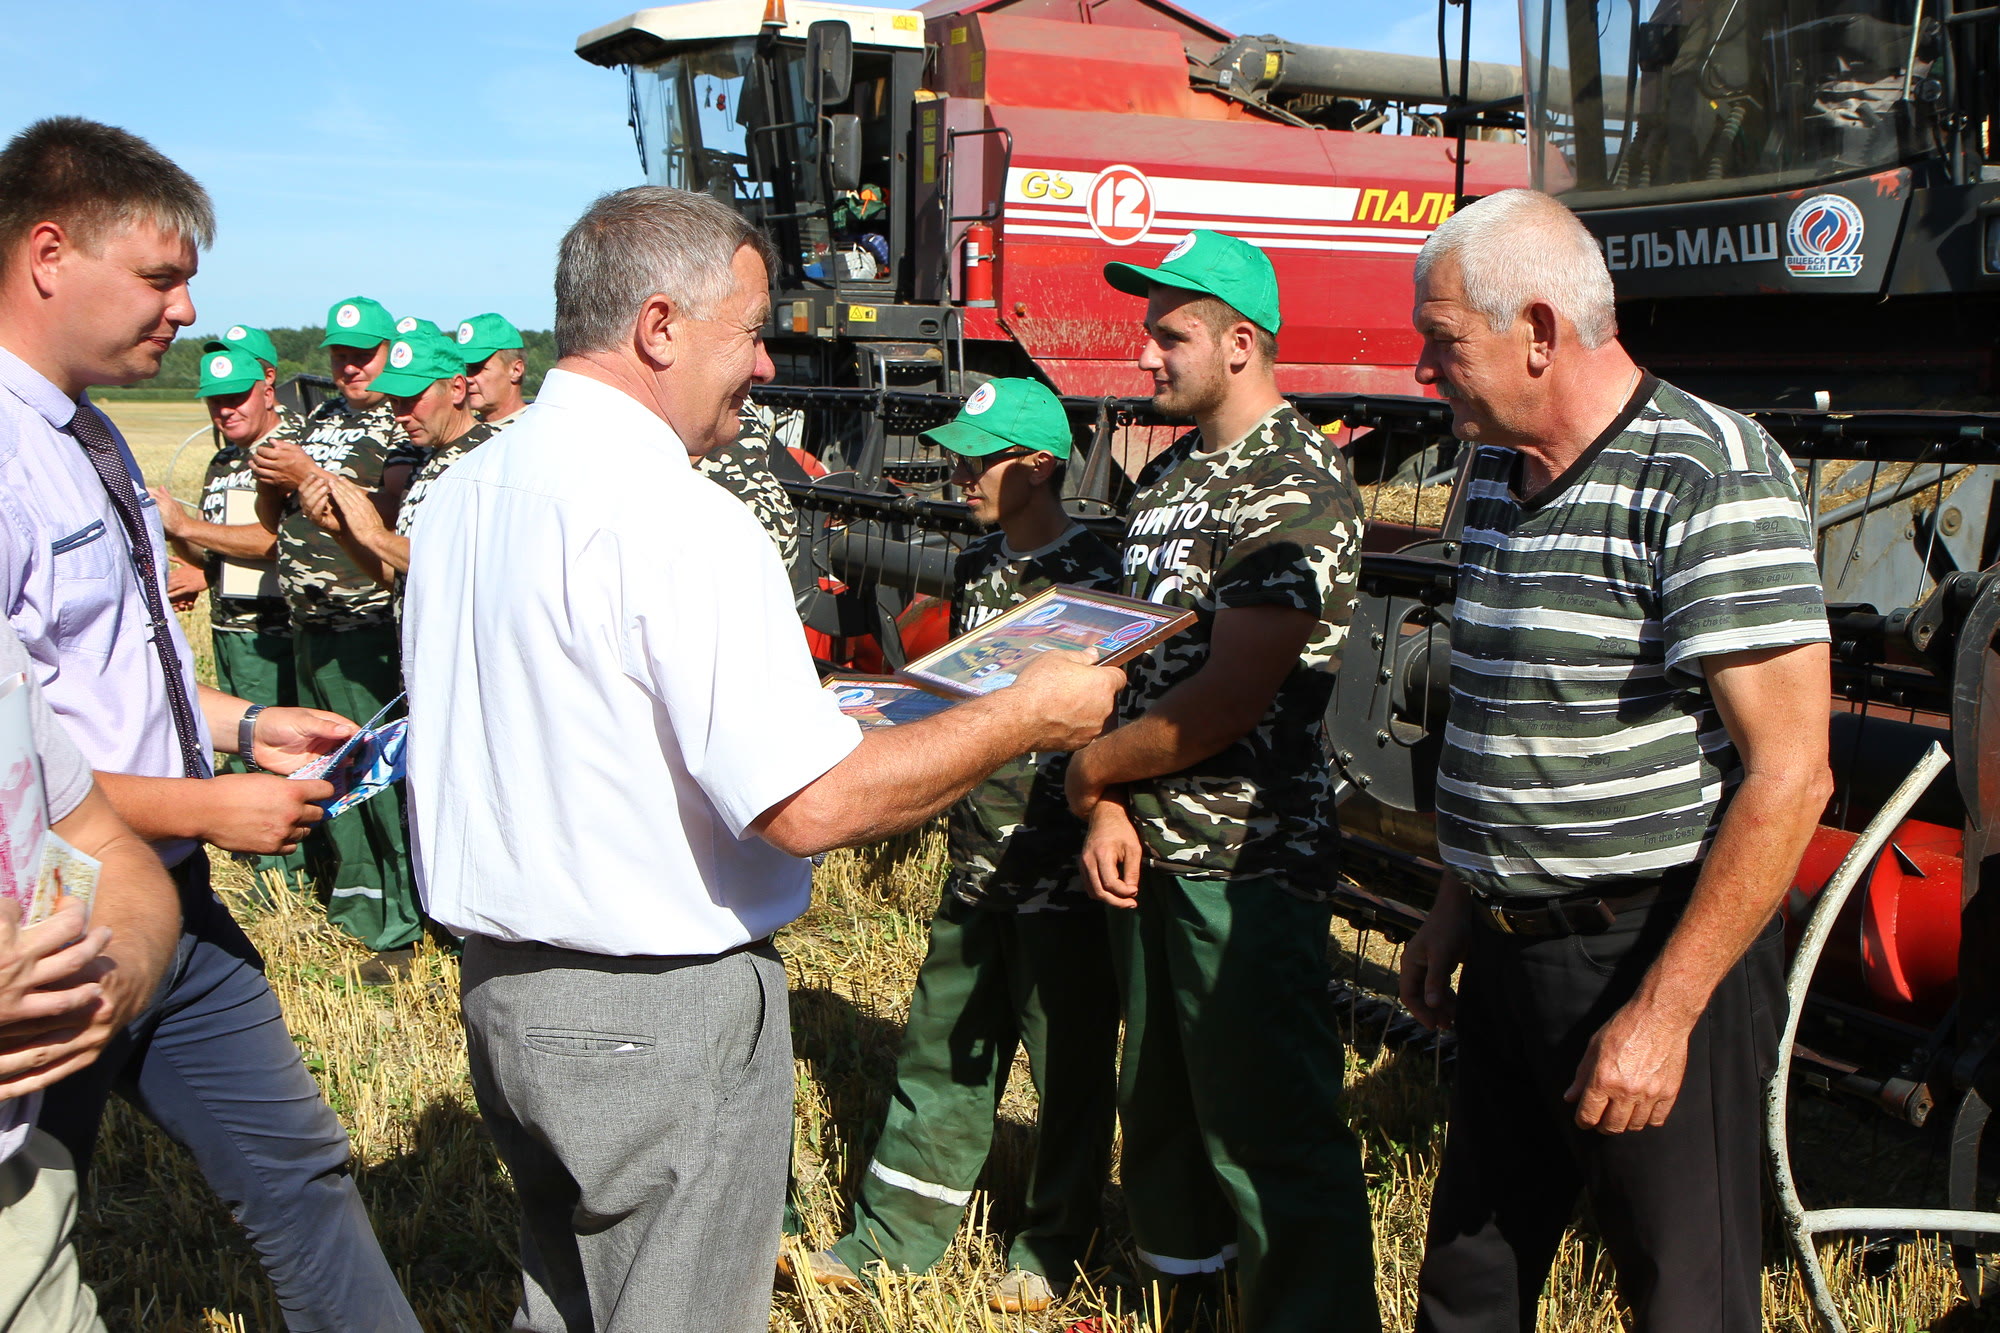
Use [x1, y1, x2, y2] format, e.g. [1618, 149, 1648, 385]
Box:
[403, 369, 861, 956]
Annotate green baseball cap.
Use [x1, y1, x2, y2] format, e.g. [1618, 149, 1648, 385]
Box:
[320, 296, 397, 349]
[921, 378, 1073, 459]
[454, 313, 524, 363]
[394, 315, 443, 339]
[197, 347, 267, 398]
[202, 323, 278, 368]
[1103, 229, 1282, 335]
[368, 327, 468, 398]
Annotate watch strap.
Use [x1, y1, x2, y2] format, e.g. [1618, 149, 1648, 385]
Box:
[239, 704, 267, 772]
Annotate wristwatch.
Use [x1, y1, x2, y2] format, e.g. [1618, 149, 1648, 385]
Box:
[240, 704, 267, 772]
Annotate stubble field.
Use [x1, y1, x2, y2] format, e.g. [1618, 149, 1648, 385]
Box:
[79, 400, 1990, 1330]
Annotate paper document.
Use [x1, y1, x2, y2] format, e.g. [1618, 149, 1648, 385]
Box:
[0, 674, 100, 926]
[290, 695, 409, 817]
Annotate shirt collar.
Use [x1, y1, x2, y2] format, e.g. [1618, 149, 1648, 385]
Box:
[0, 343, 81, 430]
[536, 367, 691, 464]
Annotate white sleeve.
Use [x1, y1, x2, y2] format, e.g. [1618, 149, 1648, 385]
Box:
[623, 495, 861, 839]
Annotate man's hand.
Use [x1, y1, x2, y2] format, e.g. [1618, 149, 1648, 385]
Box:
[0, 899, 118, 1100]
[202, 773, 333, 853]
[251, 706, 357, 775]
[148, 487, 192, 539]
[297, 473, 343, 535]
[1080, 793, 1143, 909]
[1565, 999, 1695, 1133]
[1399, 875, 1472, 1031]
[1001, 650, 1123, 753]
[166, 559, 205, 610]
[324, 475, 389, 539]
[249, 437, 320, 492]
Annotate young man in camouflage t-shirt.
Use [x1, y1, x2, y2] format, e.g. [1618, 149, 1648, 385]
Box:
[1072, 233, 1377, 1331]
[804, 380, 1120, 1315]
[250, 296, 417, 961]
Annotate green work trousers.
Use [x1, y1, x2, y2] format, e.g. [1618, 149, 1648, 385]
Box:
[210, 629, 307, 887]
[292, 622, 419, 952]
[1109, 869, 1379, 1333]
[832, 890, 1119, 1282]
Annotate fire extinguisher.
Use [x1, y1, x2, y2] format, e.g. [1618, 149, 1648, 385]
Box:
[963, 221, 996, 307]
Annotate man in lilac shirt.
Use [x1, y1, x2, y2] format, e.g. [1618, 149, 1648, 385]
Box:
[0, 118, 419, 1330]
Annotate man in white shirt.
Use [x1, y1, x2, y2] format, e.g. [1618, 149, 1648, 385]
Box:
[404, 185, 1122, 1333]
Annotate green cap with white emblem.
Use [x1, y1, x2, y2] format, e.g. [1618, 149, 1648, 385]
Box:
[367, 326, 467, 397]
[394, 315, 444, 340]
[202, 323, 278, 369]
[920, 378, 1074, 459]
[198, 348, 266, 398]
[453, 313, 525, 363]
[320, 295, 398, 349]
[1102, 229, 1281, 335]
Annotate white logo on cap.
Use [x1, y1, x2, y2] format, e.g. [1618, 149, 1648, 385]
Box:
[208, 355, 234, 379]
[965, 383, 997, 415]
[226, 325, 247, 341]
[457, 322, 475, 344]
[336, 304, 361, 328]
[1164, 234, 1196, 263]
[396, 316, 418, 333]
[389, 341, 414, 369]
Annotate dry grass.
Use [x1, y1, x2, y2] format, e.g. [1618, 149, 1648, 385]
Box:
[74, 827, 1989, 1332]
[79, 402, 1992, 1331]
[109, 399, 215, 500]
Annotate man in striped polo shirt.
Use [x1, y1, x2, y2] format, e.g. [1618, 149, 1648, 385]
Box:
[1397, 189, 1832, 1331]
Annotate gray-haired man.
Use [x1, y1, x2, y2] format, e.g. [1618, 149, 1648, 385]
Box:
[404, 186, 1123, 1332]
[1398, 189, 1832, 1331]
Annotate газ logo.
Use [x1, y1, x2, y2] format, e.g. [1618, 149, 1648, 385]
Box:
[1785, 195, 1865, 278]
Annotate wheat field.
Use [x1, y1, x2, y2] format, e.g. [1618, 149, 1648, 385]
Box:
[73, 400, 1990, 1330]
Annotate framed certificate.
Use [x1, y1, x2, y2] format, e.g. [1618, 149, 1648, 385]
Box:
[900, 584, 1195, 699]
[216, 488, 280, 601]
[822, 674, 959, 729]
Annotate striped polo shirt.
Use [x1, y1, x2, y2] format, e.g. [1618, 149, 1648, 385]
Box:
[1436, 375, 1828, 899]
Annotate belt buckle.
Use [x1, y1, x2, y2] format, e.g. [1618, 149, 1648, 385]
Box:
[1484, 900, 1515, 934]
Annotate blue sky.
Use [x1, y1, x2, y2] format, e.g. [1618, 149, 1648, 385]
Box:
[0, 0, 1521, 335]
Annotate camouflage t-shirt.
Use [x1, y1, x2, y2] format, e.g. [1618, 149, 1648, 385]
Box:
[202, 405, 299, 637]
[948, 523, 1122, 911]
[1115, 403, 1363, 891]
[394, 422, 494, 539]
[697, 403, 801, 572]
[277, 398, 405, 630]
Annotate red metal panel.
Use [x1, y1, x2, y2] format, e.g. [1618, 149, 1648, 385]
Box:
[916, 0, 1234, 50]
[1786, 819, 1963, 1024]
[972, 104, 1523, 381]
[929, 14, 1242, 118]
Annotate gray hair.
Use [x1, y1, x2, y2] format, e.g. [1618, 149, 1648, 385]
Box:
[554, 186, 778, 358]
[1413, 189, 1617, 349]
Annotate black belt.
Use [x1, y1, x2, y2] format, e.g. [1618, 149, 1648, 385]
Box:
[1471, 867, 1696, 939]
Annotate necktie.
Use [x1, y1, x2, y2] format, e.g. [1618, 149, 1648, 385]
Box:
[70, 404, 212, 780]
